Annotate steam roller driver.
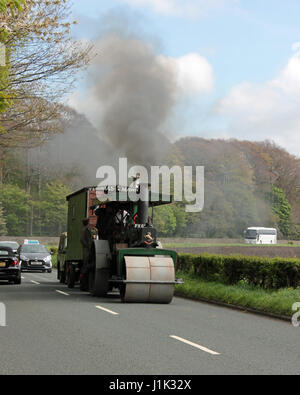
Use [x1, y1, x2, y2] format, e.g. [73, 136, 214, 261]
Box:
[80, 217, 98, 291]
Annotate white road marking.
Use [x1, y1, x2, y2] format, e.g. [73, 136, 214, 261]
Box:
[30, 280, 40, 285]
[170, 335, 220, 356]
[95, 305, 119, 316]
[56, 290, 70, 296]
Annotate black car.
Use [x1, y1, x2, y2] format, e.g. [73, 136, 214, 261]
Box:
[19, 244, 53, 273]
[0, 241, 19, 254]
[0, 247, 22, 284]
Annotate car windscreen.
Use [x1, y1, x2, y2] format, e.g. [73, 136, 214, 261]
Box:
[21, 245, 48, 254]
[245, 230, 257, 239]
[0, 247, 13, 256]
[0, 242, 19, 249]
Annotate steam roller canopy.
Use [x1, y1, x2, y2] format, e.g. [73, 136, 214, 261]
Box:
[122, 256, 175, 304]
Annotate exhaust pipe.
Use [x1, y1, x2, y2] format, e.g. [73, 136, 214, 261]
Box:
[132, 173, 149, 225]
[137, 183, 149, 225]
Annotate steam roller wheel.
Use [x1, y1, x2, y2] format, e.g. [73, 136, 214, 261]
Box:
[89, 268, 110, 297]
[121, 256, 175, 304]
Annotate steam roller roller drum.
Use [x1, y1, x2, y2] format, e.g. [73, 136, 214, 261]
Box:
[121, 256, 175, 304]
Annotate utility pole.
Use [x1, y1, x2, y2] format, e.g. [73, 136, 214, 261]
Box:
[38, 147, 42, 236]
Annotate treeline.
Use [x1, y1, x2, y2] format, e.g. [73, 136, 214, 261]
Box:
[155, 138, 300, 240]
[0, 180, 70, 236]
[0, 0, 92, 236]
[0, 134, 299, 238]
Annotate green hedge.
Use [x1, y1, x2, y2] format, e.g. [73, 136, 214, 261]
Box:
[177, 253, 300, 289]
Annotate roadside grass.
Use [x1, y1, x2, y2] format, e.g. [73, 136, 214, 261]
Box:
[175, 271, 300, 317]
[51, 254, 57, 268]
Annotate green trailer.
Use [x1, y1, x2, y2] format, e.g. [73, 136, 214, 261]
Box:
[66, 187, 98, 262]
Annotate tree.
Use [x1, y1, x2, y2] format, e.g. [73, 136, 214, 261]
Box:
[260, 141, 300, 202]
[0, 0, 25, 113]
[154, 205, 177, 237]
[0, 183, 30, 235]
[0, 201, 6, 235]
[171, 203, 187, 236]
[38, 181, 71, 235]
[173, 137, 283, 238]
[271, 186, 291, 238]
[0, 0, 93, 146]
[0, 0, 24, 31]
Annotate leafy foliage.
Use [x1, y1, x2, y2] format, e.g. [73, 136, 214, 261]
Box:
[150, 137, 300, 239]
[0, 0, 25, 114]
[271, 186, 291, 237]
[0, 201, 6, 235]
[0, 0, 23, 13]
[0, 0, 92, 146]
[0, 180, 70, 236]
[0, 184, 30, 235]
[177, 253, 300, 289]
[38, 181, 71, 235]
[154, 205, 177, 236]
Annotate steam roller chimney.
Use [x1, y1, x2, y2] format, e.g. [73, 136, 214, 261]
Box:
[137, 183, 149, 225]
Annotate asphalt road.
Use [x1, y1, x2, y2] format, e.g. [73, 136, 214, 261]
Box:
[0, 270, 299, 375]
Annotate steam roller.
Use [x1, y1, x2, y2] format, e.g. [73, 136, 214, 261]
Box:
[86, 181, 183, 304]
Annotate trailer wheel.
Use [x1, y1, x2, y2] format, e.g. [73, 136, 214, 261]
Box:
[57, 262, 60, 280]
[60, 270, 65, 284]
[60, 263, 66, 284]
[67, 264, 75, 288]
[89, 268, 109, 297]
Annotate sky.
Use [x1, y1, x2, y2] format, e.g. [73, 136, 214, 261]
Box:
[68, 0, 300, 157]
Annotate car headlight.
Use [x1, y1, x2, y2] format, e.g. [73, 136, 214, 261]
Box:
[20, 255, 29, 261]
[44, 255, 52, 263]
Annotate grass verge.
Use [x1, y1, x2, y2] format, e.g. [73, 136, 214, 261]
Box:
[175, 272, 300, 317]
[51, 254, 57, 269]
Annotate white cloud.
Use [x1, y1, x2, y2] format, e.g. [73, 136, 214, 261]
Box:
[272, 48, 300, 95]
[121, 0, 238, 18]
[292, 42, 300, 52]
[159, 53, 215, 94]
[215, 44, 300, 156]
[125, 0, 179, 16]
